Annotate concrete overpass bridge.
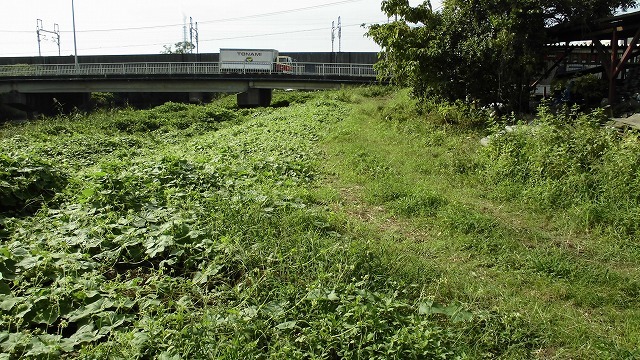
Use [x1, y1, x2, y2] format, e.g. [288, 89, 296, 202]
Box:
[0, 52, 380, 115]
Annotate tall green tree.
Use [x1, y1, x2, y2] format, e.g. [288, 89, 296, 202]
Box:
[367, 0, 637, 110]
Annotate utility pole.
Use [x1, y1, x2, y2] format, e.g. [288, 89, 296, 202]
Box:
[337, 16, 342, 53]
[183, 16, 188, 44]
[36, 19, 61, 56]
[331, 21, 336, 53]
[72, 0, 78, 67]
[189, 17, 199, 54]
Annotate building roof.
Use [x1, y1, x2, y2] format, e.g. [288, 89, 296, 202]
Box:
[547, 10, 640, 43]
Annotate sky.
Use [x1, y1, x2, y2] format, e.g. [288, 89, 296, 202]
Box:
[0, 0, 442, 58]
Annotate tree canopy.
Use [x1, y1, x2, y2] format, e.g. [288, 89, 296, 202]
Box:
[161, 41, 195, 54]
[367, 0, 638, 110]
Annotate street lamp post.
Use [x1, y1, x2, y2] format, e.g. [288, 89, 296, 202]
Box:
[72, 0, 78, 67]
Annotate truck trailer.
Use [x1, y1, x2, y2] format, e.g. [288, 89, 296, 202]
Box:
[219, 48, 295, 73]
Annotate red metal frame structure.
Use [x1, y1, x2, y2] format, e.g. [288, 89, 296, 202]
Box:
[546, 10, 640, 104]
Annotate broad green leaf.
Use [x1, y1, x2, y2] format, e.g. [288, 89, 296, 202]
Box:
[327, 291, 340, 301]
[0, 295, 21, 311]
[158, 353, 182, 360]
[67, 298, 114, 322]
[419, 301, 473, 322]
[84, 290, 100, 298]
[139, 298, 161, 310]
[96, 311, 127, 335]
[11, 247, 28, 258]
[32, 304, 60, 325]
[275, 320, 297, 330]
[58, 337, 76, 352]
[240, 306, 258, 320]
[305, 288, 324, 300]
[0, 263, 16, 281]
[263, 300, 288, 317]
[90, 171, 107, 177]
[80, 188, 95, 199]
[131, 331, 149, 348]
[14, 303, 33, 319]
[69, 324, 101, 344]
[16, 255, 40, 269]
[447, 306, 473, 323]
[25, 337, 52, 357]
[0, 247, 10, 258]
[0, 332, 28, 352]
[418, 301, 434, 315]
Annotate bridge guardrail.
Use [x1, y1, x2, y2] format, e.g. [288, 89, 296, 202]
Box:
[0, 62, 377, 78]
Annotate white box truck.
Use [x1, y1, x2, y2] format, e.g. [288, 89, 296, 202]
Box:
[219, 48, 294, 73]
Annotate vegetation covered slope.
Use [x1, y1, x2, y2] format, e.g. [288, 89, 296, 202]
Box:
[1, 88, 639, 359]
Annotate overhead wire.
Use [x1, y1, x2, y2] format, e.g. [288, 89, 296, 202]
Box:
[0, 0, 443, 37]
[0, 0, 392, 55]
[62, 20, 387, 53]
[0, 0, 366, 34]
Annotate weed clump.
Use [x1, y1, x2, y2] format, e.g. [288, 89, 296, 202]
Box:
[103, 102, 240, 134]
[0, 154, 67, 215]
[271, 90, 315, 106]
[482, 105, 640, 234]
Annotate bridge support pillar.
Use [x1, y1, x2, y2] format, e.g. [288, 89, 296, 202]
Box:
[0, 92, 91, 119]
[0, 92, 30, 120]
[189, 92, 204, 103]
[237, 88, 272, 108]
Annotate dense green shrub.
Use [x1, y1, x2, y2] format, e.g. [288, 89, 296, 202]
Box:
[373, 87, 491, 129]
[359, 85, 396, 98]
[0, 154, 67, 215]
[89, 92, 116, 109]
[482, 105, 640, 233]
[198, 106, 237, 122]
[271, 90, 315, 106]
[553, 75, 607, 106]
[103, 102, 239, 133]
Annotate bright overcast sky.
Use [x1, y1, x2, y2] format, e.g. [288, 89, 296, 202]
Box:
[0, 0, 442, 57]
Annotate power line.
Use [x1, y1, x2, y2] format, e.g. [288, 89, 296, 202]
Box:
[0, 0, 366, 34]
[198, 0, 365, 25]
[1, 18, 386, 56]
[44, 20, 385, 54]
[0, 1, 442, 38]
[184, 21, 379, 43]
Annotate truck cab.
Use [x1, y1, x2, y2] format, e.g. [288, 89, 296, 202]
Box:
[275, 56, 294, 73]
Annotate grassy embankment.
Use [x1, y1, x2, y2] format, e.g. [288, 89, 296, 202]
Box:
[322, 88, 640, 359]
[1, 88, 639, 358]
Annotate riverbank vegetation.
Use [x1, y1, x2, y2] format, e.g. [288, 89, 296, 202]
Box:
[1, 87, 639, 358]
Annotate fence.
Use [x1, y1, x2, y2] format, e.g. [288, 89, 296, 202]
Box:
[0, 62, 377, 78]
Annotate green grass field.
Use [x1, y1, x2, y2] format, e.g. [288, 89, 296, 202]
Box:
[1, 88, 639, 359]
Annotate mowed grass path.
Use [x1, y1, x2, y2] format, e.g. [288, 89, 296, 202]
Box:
[321, 88, 640, 359]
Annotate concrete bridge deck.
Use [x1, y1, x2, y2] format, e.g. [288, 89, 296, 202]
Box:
[0, 61, 380, 109]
